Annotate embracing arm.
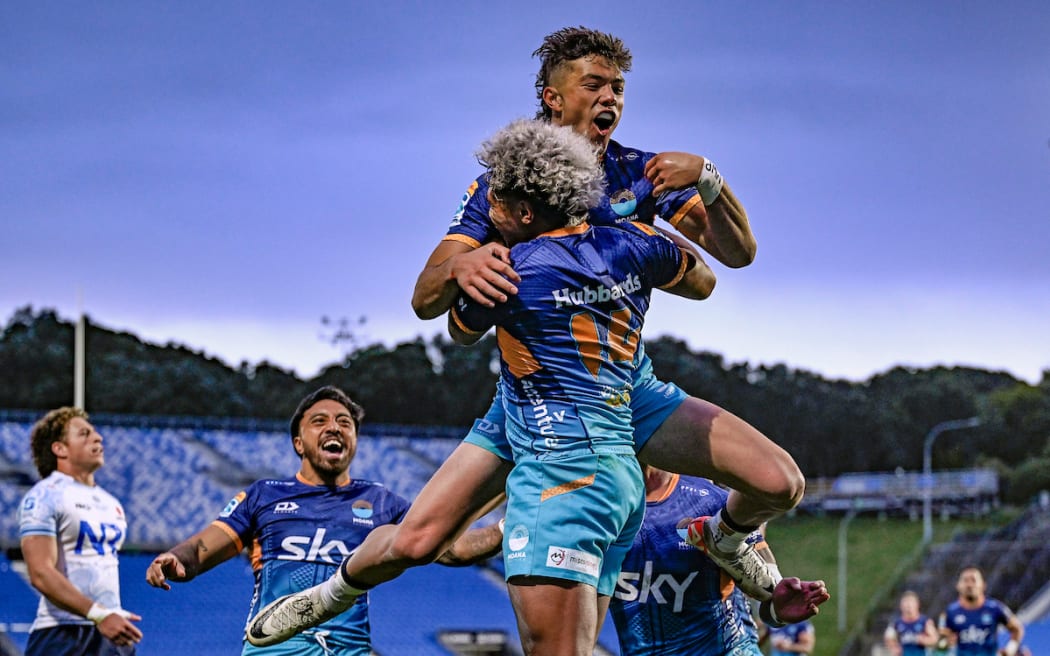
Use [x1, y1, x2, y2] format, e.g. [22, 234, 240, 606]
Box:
[412, 240, 520, 319]
[145, 523, 241, 590]
[645, 152, 757, 268]
[653, 226, 717, 300]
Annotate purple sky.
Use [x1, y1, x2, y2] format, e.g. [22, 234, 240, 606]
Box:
[2, 1, 1048, 383]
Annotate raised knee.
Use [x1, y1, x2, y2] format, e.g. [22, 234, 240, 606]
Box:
[387, 526, 449, 566]
[772, 466, 806, 512]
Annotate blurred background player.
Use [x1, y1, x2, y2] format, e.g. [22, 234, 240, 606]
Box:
[768, 619, 815, 656]
[148, 386, 501, 655]
[18, 407, 142, 655]
[939, 566, 1024, 656]
[610, 466, 829, 655]
[884, 590, 938, 656]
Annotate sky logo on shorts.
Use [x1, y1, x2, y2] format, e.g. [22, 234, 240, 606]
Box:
[508, 525, 530, 552]
[352, 500, 374, 519]
[609, 189, 637, 217]
[547, 546, 600, 578]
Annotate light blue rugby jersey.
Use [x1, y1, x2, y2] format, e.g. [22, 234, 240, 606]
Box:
[451, 222, 687, 458]
[610, 475, 763, 655]
[216, 474, 409, 655]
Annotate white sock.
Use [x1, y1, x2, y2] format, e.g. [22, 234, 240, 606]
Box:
[317, 568, 365, 607]
[710, 509, 747, 552]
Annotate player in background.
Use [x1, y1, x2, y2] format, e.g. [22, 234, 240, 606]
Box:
[610, 466, 829, 655]
[148, 386, 502, 656]
[939, 566, 1024, 656]
[768, 620, 815, 656]
[19, 407, 142, 655]
[884, 590, 938, 656]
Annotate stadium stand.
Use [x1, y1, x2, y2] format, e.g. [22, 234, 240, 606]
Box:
[0, 552, 36, 655]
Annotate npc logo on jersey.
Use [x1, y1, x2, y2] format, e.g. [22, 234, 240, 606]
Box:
[609, 189, 637, 217]
[546, 546, 599, 577]
[352, 500, 374, 519]
[507, 524, 530, 552]
[449, 180, 479, 228]
[274, 501, 300, 514]
[220, 491, 246, 518]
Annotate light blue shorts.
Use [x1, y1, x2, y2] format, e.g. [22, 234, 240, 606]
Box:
[502, 452, 645, 596]
[463, 372, 688, 461]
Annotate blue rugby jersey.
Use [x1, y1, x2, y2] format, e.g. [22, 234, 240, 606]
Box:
[451, 222, 687, 457]
[886, 614, 933, 655]
[768, 621, 814, 656]
[215, 474, 409, 654]
[941, 598, 1015, 655]
[609, 475, 763, 655]
[446, 139, 701, 249]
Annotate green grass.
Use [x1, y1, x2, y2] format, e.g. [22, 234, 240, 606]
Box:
[765, 511, 1017, 656]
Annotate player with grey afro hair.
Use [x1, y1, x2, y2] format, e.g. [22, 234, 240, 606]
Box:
[476, 119, 605, 227]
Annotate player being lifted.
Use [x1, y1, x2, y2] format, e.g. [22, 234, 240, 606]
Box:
[248, 26, 811, 648]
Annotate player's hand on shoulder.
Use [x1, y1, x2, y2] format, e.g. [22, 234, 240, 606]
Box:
[450, 243, 520, 308]
[97, 608, 143, 646]
[145, 552, 185, 589]
[644, 151, 705, 197]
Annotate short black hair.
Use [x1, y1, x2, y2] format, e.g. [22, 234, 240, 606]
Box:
[289, 386, 364, 442]
[533, 26, 632, 120]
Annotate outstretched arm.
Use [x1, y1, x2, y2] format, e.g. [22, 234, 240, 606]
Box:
[412, 240, 520, 319]
[645, 152, 757, 268]
[145, 523, 241, 590]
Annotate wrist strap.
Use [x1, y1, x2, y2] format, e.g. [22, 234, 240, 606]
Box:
[497, 518, 506, 534]
[759, 599, 786, 628]
[696, 159, 724, 206]
[86, 603, 111, 625]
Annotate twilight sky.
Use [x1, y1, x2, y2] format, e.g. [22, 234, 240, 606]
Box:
[2, 1, 1048, 383]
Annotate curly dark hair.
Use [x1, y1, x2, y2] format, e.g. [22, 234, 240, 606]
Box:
[533, 26, 632, 120]
[30, 406, 88, 478]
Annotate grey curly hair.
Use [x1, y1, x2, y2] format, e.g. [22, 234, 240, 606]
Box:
[476, 119, 604, 226]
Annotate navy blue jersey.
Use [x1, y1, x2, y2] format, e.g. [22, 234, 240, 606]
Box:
[941, 598, 1015, 655]
[216, 474, 410, 654]
[768, 621, 814, 656]
[886, 614, 933, 655]
[446, 139, 702, 249]
[451, 222, 687, 457]
[610, 475, 763, 655]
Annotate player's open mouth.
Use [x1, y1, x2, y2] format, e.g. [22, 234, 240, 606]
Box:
[594, 111, 616, 133]
[321, 439, 345, 455]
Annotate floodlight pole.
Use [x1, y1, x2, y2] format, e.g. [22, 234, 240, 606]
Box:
[837, 506, 857, 633]
[922, 416, 981, 543]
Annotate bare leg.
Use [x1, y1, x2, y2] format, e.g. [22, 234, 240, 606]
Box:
[342, 442, 513, 586]
[507, 577, 598, 656]
[637, 396, 804, 526]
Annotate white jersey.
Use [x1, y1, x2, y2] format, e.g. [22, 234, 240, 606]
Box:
[18, 471, 128, 631]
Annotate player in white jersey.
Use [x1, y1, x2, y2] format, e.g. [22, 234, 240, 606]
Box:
[18, 407, 142, 655]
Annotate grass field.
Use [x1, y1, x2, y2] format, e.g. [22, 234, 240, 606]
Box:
[764, 511, 1017, 656]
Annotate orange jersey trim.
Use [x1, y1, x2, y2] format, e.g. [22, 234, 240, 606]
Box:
[648, 473, 680, 503]
[442, 233, 483, 249]
[658, 248, 691, 290]
[541, 473, 596, 502]
[497, 327, 542, 378]
[450, 306, 489, 337]
[211, 520, 243, 553]
[666, 194, 702, 228]
[539, 222, 590, 239]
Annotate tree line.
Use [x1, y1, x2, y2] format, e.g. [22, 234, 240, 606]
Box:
[2, 306, 1048, 502]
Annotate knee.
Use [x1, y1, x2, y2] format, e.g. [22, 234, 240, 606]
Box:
[769, 461, 806, 513]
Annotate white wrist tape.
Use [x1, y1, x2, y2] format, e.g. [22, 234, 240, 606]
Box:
[696, 158, 724, 206]
[497, 518, 506, 534]
[1003, 639, 1019, 656]
[87, 603, 112, 624]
